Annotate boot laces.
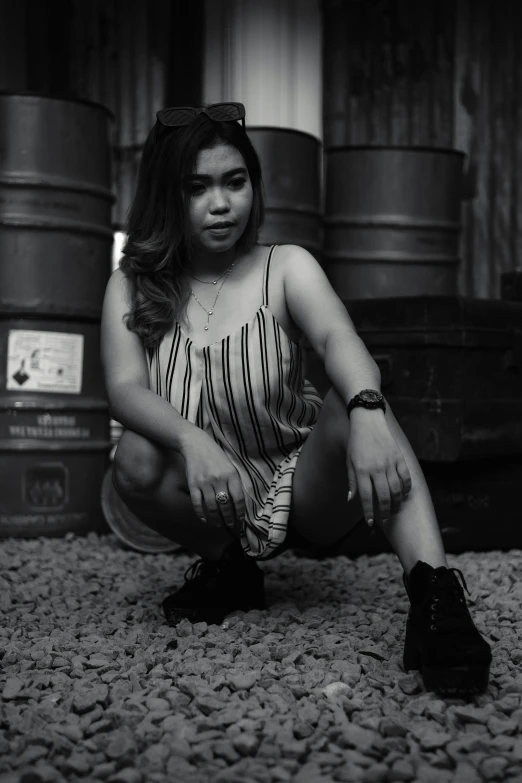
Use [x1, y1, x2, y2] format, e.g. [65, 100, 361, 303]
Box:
[183, 559, 221, 591]
[429, 567, 472, 633]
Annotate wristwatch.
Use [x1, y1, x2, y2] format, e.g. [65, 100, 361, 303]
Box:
[346, 389, 386, 417]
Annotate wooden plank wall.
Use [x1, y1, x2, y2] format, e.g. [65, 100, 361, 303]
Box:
[2, 0, 521, 295]
[323, 0, 455, 148]
[322, 0, 522, 299]
[0, 0, 204, 231]
[454, 0, 522, 299]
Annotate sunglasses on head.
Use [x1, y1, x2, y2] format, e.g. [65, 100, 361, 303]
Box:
[154, 102, 246, 139]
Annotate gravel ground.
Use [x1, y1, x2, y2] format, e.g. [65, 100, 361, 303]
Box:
[0, 532, 521, 783]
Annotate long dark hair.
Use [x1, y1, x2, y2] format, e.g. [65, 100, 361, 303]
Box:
[119, 110, 265, 354]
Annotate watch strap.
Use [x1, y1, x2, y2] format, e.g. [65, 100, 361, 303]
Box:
[346, 391, 386, 417]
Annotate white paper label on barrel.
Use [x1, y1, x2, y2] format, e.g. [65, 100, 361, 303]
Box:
[6, 330, 84, 394]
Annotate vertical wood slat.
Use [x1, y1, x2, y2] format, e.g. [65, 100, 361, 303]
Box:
[490, 0, 511, 297]
[0, 0, 27, 90]
[294, 0, 322, 140]
[453, 0, 474, 299]
[389, 4, 410, 146]
[347, 2, 372, 145]
[475, 1, 491, 298]
[134, 0, 150, 143]
[323, 0, 455, 149]
[373, 4, 394, 145]
[322, 0, 348, 148]
[117, 1, 134, 150]
[433, 1, 454, 146]
[148, 0, 168, 115]
[87, 0, 102, 104]
[101, 0, 119, 146]
[24, 0, 47, 91]
[68, 0, 85, 98]
[454, 0, 522, 298]
[513, 3, 522, 273]
[408, 0, 430, 145]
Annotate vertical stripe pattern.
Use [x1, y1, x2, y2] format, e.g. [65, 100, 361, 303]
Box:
[147, 245, 323, 560]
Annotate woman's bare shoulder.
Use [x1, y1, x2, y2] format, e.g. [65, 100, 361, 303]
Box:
[275, 243, 317, 273]
[110, 265, 133, 304]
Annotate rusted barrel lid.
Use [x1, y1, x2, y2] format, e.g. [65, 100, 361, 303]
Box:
[101, 465, 181, 554]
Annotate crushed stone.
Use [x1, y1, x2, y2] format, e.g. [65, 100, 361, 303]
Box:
[0, 532, 521, 783]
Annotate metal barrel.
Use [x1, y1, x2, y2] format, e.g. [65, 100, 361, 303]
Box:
[0, 92, 115, 318]
[0, 317, 112, 537]
[0, 93, 114, 538]
[247, 127, 323, 258]
[323, 146, 465, 299]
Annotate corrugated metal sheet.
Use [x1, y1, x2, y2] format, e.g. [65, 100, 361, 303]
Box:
[323, 0, 522, 299]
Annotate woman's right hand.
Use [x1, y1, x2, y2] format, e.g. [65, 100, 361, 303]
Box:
[180, 432, 246, 533]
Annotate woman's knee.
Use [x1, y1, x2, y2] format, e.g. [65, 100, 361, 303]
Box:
[113, 429, 167, 498]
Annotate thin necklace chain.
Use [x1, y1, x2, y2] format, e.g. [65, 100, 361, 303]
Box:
[187, 254, 238, 332]
[189, 267, 229, 284]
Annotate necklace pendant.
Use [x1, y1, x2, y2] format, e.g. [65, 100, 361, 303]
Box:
[204, 325, 209, 330]
[208, 310, 213, 315]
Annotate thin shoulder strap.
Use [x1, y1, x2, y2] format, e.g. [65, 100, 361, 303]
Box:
[262, 245, 277, 308]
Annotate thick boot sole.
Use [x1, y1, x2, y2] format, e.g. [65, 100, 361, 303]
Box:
[404, 632, 490, 696]
[163, 594, 266, 627]
[422, 663, 490, 696]
[162, 564, 266, 627]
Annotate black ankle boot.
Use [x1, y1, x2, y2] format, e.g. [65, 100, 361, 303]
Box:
[402, 560, 492, 697]
[162, 538, 265, 627]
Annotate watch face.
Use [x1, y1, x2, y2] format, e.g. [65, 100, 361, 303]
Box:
[360, 390, 381, 403]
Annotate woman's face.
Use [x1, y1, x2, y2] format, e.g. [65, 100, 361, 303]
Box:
[185, 141, 253, 254]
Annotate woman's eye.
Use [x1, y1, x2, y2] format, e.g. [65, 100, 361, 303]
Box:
[189, 178, 245, 195]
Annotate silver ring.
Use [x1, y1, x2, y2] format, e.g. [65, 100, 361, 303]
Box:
[215, 491, 229, 504]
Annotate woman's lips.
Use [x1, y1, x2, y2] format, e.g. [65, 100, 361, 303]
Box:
[208, 225, 234, 235]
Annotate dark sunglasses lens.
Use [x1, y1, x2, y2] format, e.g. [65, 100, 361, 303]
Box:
[207, 103, 243, 121]
[159, 107, 197, 126]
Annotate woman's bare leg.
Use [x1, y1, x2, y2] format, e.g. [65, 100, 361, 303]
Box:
[289, 386, 449, 577]
[113, 430, 237, 562]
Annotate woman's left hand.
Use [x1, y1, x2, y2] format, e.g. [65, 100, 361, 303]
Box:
[346, 411, 412, 527]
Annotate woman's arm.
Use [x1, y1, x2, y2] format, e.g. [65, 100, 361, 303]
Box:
[281, 243, 381, 402]
[101, 268, 199, 453]
[282, 244, 411, 525]
[323, 330, 382, 408]
[108, 380, 198, 454]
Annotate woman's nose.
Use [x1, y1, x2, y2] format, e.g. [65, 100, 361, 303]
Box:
[209, 188, 230, 211]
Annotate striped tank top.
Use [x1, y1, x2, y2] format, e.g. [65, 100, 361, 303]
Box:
[147, 244, 323, 560]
